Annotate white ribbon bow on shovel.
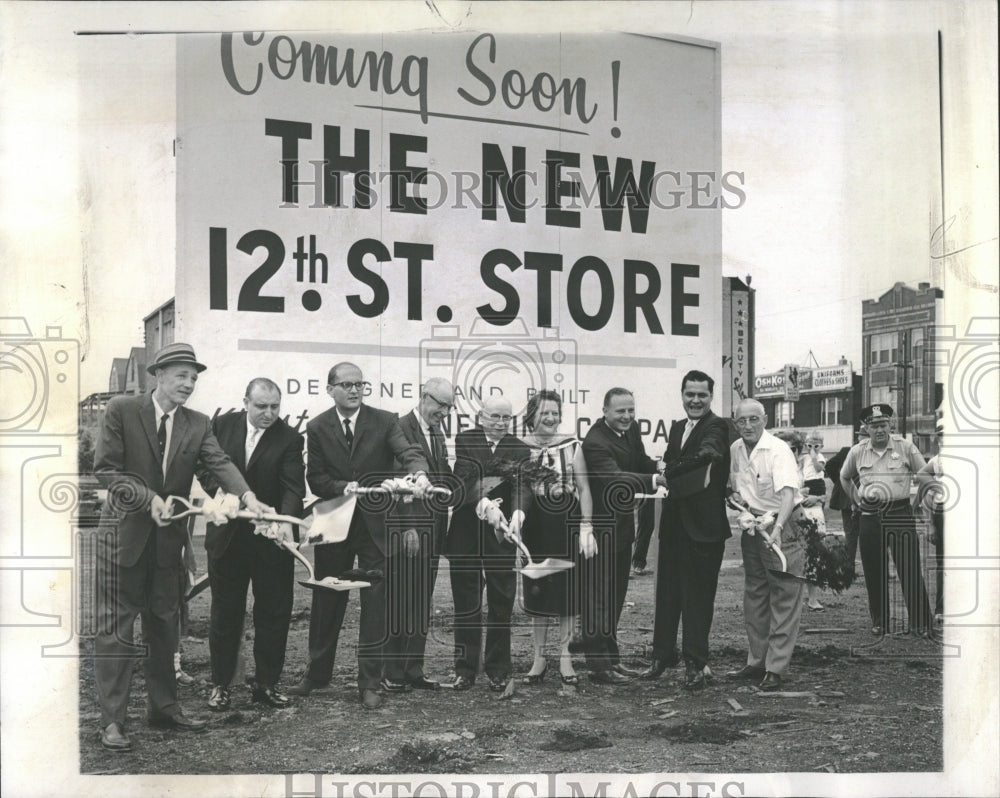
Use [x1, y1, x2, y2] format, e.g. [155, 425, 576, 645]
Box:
[164, 494, 370, 592]
[726, 495, 788, 573]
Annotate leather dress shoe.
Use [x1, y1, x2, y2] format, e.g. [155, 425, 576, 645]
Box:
[148, 711, 207, 732]
[727, 664, 766, 680]
[251, 683, 291, 708]
[100, 722, 132, 752]
[207, 685, 231, 712]
[758, 672, 783, 692]
[488, 675, 510, 692]
[451, 675, 475, 691]
[360, 688, 384, 709]
[640, 657, 675, 680]
[407, 676, 440, 690]
[287, 676, 327, 696]
[683, 661, 706, 691]
[589, 669, 629, 685]
[380, 677, 412, 694]
[612, 663, 641, 677]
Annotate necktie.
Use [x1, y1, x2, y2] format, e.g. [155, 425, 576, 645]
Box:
[247, 426, 260, 461]
[681, 419, 696, 447]
[429, 425, 445, 467]
[157, 413, 169, 457]
[343, 417, 354, 446]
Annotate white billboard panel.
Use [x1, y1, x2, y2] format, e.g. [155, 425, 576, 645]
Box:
[176, 32, 723, 446]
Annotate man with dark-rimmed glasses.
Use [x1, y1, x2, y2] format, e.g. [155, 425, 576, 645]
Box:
[288, 362, 430, 709]
[727, 398, 803, 692]
[382, 377, 457, 692]
[446, 395, 530, 691]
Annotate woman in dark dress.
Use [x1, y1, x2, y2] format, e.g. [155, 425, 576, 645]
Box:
[517, 391, 596, 686]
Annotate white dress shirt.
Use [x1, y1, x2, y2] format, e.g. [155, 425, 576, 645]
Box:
[729, 429, 801, 514]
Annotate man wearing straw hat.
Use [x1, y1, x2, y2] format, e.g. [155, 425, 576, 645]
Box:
[93, 342, 270, 752]
[197, 377, 306, 713]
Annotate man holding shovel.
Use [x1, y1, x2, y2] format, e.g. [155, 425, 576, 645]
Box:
[196, 377, 305, 713]
[727, 398, 803, 692]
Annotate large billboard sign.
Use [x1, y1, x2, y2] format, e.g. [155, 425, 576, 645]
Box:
[176, 32, 725, 445]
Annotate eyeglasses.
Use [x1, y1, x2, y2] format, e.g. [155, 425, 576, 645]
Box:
[424, 393, 454, 412]
[331, 381, 371, 392]
[483, 413, 512, 423]
[734, 416, 763, 427]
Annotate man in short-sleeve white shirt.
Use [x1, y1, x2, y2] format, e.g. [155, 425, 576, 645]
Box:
[727, 399, 804, 692]
[840, 403, 932, 637]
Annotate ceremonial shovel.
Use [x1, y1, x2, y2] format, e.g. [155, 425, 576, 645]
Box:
[508, 526, 575, 579]
[478, 498, 574, 579]
[164, 495, 369, 593]
[725, 495, 788, 572]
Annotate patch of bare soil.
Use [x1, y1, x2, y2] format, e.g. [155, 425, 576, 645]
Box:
[79, 513, 944, 776]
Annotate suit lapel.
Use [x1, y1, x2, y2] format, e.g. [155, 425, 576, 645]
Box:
[680, 412, 713, 455]
[167, 407, 189, 476]
[245, 414, 263, 472]
[666, 419, 684, 459]
[348, 406, 369, 455]
[477, 428, 494, 467]
[679, 418, 699, 455]
[403, 412, 433, 466]
[609, 422, 634, 468]
[140, 393, 162, 466]
[331, 410, 351, 454]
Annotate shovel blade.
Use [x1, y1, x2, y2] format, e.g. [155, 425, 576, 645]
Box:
[520, 558, 575, 579]
[298, 578, 371, 592]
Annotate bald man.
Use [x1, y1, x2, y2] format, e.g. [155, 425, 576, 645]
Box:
[727, 399, 803, 692]
[446, 396, 530, 691]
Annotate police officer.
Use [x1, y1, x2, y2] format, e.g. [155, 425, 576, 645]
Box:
[840, 404, 932, 637]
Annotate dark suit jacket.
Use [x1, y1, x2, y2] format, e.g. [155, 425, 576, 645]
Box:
[94, 392, 249, 567]
[445, 427, 530, 553]
[392, 410, 455, 544]
[825, 446, 852, 511]
[581, 418, 659, 551]
[196, 410, 306, 560]
[658, 411, 732, 543]
[306, 403, 429, 556]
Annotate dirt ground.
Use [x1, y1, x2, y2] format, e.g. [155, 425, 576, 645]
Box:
[78, 510, 944, 776]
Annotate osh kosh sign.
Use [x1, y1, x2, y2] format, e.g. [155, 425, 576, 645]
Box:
[754, 363, 852, 397]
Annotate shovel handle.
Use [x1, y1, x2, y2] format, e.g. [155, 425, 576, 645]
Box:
[278, 539, 316, 578]
[500, 521, 537, 566]
[729, 497, 789, 572]
[164, 495, 306, 526]
[346, 484, 452, 498]
[162, 495, 202, 520]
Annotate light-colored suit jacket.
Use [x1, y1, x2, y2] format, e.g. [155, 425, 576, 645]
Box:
[95, 392, 249, 566]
